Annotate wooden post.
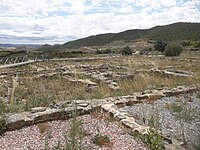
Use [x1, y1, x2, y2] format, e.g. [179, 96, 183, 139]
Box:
[14, 57, 18, 63]
[4, 58, 9, 65]
[22, 57, 26, 62]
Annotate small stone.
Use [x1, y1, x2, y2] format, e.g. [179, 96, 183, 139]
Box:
[134, 126, 149, 135]
[31, 107, 46, 113]
[77, 103, 89, 107]
[136, 94, 149, 100]
[101, 103, 115, 111]
[121, 118, 140, 129]
[115, 112, 129, 120]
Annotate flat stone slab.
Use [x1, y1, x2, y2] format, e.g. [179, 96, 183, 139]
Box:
[31, 107, 47, 113]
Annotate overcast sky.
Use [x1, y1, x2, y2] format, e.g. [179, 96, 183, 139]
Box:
[0, 0, 200, 44]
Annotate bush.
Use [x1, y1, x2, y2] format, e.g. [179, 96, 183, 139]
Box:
[165, 43, 183, 56]
[0, 114, 7, 135]
[96, 49, 113, 54]
[121, 46, 132, 55]
[179, 40, 190, 47]
[51, 107, 86, 150]
[0, 100, 8, 114]
[139, 47, 153, 55]
[145, 128, 163, 150]
[193, 41, 200, 48]
[154, 40, 167, 53]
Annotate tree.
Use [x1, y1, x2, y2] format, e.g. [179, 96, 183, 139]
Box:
[165, 43, 183, 56]
[193, 41, 200, 48]
[121, 46, 132, 55]
[154, 40, 167, 53]
[96, 49, 113, 54]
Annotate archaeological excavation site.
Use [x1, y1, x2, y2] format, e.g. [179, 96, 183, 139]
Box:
[0, 16, 200, 150]
[0, 49, 199, 150]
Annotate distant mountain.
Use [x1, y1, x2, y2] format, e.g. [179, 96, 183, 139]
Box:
[0, 43, 41, 48]
[37, 44, 61, 51]
[38, 22, 200, 50]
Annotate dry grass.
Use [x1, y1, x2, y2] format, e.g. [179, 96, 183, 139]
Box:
[0, 52, 199, 113]
[37, 122, 52, 134]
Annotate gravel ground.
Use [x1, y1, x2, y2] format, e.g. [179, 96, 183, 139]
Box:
[0, 114, 148, 150]
[120, 93, 200, 150]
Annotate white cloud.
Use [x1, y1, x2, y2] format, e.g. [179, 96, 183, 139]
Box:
[160, 0, 177, 7]
[135, 0, 151, 7]
[91, 0, 104, 6]
[0, 0, 199, 44]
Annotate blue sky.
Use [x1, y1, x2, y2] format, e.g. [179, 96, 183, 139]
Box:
[0, 0, 200, 44]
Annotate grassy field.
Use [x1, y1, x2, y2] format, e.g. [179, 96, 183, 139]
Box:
[0, 51, 200, 113]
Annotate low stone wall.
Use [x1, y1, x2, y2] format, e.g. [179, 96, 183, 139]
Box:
[4, 85, 198, 131]
[2, 85, 198, 149]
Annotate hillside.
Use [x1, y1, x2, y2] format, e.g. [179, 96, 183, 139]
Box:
[0, 43, 41, 48]
[39, 22, 200, 50]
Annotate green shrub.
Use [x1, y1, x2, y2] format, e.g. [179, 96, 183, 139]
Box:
[165, 43, 183, 56]
[168, 103, 183, 113]
[154, 40, 167, 53]
[51, 107, 86, 150]
[25, 92, 55, 110]
[0, 100, 8, 114]
[139, 47, 153, 55]
[96, 49, 113, 54]
[179, 40, 190, 47]
[64, 109, 85, 150]
[0, 114, 7, 135]
[0, 100, 8, 135]
[144, 111, 164, 150]
[120, 46, 132, 55]
[193, 41, 200, 48]
[197, 92, 200, 98]
[145, 128, 163, 150]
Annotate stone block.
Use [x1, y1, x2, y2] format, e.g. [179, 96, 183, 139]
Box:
[121, 118, 140, 129]
[31, 107, 46, 113]
[6, 114, 33, 130]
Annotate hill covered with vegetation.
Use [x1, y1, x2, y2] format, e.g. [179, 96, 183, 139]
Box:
[38, 22, 200, 50]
